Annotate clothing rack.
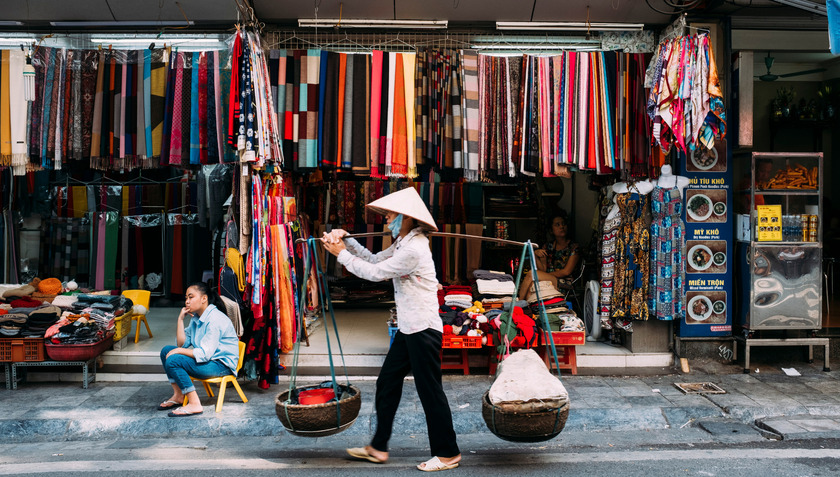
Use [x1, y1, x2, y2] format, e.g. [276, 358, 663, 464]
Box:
[265, 30, 610, 53]
[658, 13, 711, 43]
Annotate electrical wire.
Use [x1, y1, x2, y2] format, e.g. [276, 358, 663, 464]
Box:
[644, 0, 703, 15]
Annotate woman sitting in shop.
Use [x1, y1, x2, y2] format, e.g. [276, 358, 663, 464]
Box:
[518, 211, 581, 301]
[157, 281, 239, 417]
[321, 187, 461, 472]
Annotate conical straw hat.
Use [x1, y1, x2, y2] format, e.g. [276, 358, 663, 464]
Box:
[366, 187, 438, 231]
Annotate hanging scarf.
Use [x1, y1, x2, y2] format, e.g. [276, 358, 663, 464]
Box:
[149, 49, 166, 159]
[385, 52, 397, 176]
[299, 49, 320, 169]
[369, 50, 383, 177]
[459, 50, 480, 181]
[390, 53, 408, 177]
[402, 52, 417, 178]
[8, 51, 27, 175]
[189, 52, 201, 165]
[227, 31, 242, 150]
[342, 54, 356, 170]
[319, 51, 339, 169]
[352, 53, 370, 175]
[206, 51, 218, 163]
[159, 49, 175, 164]
[0, 50, 10, 165]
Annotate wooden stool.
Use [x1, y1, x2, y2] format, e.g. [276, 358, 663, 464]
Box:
[440, 348, 471, 375]
[440, 335, 482, 375]
[538, 331, 585, 375]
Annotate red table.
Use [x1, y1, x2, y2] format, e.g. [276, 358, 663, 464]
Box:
[487, 330, 585, 375]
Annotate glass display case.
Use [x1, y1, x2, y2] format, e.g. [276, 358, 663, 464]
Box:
[741, 152, 822, 331]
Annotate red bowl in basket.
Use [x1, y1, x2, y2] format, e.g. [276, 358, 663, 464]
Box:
[298, 387, 336, 405]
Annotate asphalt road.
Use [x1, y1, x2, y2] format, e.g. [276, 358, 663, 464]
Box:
[4, 435, 840, 476]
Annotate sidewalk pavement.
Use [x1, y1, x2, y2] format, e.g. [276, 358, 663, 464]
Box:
[4, 361, 840, 445]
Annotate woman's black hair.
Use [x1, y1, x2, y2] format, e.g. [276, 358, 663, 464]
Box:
[187, 281, 227, 312]
[550, 209, 570, 224]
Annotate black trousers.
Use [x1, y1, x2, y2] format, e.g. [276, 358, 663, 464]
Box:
[370, 328, 460, 457]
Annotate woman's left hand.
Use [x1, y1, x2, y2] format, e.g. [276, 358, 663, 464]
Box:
[323, 239, 346, 257]
[166, 348, 183, 359]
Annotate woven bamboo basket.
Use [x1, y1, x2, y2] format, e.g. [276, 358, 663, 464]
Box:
[481, 391, 569, 443]
[275, 384, 361, 437]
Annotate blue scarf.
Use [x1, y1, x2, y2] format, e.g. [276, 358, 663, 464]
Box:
[388, 214, 404, 238]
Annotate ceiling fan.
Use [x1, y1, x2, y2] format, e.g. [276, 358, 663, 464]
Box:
[756, 52, 826, 82]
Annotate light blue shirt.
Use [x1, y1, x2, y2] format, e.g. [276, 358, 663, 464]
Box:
[183, 304, 239, 373]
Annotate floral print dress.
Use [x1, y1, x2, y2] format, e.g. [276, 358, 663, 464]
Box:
[611, 192, 651, 330]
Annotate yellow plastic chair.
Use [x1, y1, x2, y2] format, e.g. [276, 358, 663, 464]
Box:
[122, 289, 153, 343]
[184, 341, 249, 413]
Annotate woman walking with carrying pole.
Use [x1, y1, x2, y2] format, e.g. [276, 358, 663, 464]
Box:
[321, 187, 461, 472]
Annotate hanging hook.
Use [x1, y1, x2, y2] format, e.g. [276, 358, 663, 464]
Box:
[585, 6, 592, 41]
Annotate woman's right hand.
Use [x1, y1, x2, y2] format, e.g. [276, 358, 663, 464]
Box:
[178, 307, 191, 320]
[322, 229, 348, 244]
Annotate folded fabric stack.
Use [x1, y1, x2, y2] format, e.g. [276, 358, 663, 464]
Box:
[50, 295, 79, 309]
[443, 293, 473, 309]
[525, 280, 564, 304]
[437, 285, 472, 306]
[20, 305, 62, 337]
[438, 284, 490, 341]
[530, 296, 570, 315]
[472, 269, 516, 309]
[0, 305, 61, 338]
[62, 294, 132, 335]
[0, 313, 27, 336]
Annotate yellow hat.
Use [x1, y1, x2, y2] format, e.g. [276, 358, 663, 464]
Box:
[366, 187, 438, 231]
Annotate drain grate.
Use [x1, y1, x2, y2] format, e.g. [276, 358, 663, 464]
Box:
[675, 382, 726, 394]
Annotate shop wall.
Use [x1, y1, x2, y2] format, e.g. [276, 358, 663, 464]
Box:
[750, 79, 838, 258]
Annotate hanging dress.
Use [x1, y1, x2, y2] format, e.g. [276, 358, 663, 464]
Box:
[599, 201, 620, 330]
[648, 177, 685, 321]
[611, 191, 651, 330]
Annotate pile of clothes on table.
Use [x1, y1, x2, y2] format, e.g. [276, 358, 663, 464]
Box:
[438, 282, 491, 344]
[0, 278, 69, 338]
[45, 294, 133, 345]
[0, 278, 133, 345]
[0, 300, 62, 338]
[436, 269, 585, 355]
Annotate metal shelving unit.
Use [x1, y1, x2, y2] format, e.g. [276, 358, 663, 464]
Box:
[736, 152, 828, 373]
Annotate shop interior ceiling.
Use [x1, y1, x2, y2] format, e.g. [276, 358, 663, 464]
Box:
[0, 0, 835, 79]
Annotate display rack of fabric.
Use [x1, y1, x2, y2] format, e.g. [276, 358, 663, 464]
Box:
[0, 50, 30, 175]
[646, 31, 725, 158]
[228, 29, 282, 167]
[24, 45, 231, 172]
[240, 172, 310, 388]
[415, 49, 462, 176]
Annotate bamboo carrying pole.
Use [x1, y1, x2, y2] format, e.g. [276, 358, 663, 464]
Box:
[296, 230, 539, 249]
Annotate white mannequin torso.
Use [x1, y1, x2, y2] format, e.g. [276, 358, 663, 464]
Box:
[655, 165, 690, 197]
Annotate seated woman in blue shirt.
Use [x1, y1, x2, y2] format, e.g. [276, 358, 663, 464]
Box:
[158, 281, 239, 417]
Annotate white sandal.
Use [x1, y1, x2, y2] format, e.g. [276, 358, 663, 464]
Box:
[417, 456, 460, 472]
